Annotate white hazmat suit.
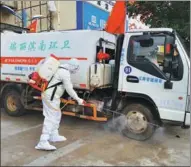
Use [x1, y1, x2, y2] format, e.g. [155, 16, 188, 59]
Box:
[35, 58, 84, 151]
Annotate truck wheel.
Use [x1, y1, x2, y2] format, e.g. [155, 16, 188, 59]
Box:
[3, 89, 26, 117]
[121, 103, 156, 141]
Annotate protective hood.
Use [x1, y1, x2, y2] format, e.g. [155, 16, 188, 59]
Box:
[60, 58, 80, 74]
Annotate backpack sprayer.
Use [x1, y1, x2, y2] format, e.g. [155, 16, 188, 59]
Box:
[28, 54, 60, 92]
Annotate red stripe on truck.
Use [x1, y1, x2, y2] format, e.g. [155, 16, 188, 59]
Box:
[1, 57, 43, 65]
[5, 77, 10, 81]
[16, 78, 21, 81]
[50, 54, 59, 60]
[0, 57, 87, 65]
[60, 57, 87, 60]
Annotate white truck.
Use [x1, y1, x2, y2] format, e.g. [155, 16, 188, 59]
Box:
[1, 28, 190, 141]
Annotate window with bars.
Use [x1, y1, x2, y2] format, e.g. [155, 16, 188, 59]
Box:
[15, 1, 52, 32]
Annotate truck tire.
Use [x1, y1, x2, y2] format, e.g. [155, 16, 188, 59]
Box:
[121, 103, 156, 141]
[3, 89, 26, 117]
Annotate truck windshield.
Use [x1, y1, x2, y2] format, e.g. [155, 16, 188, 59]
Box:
[176, 32, 190, 57]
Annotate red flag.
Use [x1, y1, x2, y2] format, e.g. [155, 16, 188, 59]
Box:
[105, 1, 126, 34]
[28, 19, 38, 33]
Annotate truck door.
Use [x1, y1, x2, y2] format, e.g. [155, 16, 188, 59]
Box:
[119, 32, 189, 123]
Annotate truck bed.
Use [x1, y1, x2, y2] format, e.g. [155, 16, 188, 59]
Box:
[1, 30, 115, 90]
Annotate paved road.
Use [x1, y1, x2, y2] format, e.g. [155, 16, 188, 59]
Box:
[1, 109, 190, 166]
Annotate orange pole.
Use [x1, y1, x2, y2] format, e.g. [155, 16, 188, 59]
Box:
[33, 96, 107, 121]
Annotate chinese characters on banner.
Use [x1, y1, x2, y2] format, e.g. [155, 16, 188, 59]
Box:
[9, 40, 71, 52]
[7, 40, 70, 72]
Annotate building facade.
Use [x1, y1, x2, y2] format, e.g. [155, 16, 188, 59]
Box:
[0, 1, 129, 33]
[0, 1, 53, 32]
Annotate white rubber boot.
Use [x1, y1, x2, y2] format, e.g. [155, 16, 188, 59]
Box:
[36, 124, 57, 151]
[35, 141, 56, 151]
[49, 134, 67, 142]
[49, 130, 67, 142]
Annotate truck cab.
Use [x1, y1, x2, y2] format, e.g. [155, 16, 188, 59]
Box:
[115, 28, 190, 139]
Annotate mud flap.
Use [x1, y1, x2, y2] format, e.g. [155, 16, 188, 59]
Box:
[182, 111, 190, 128]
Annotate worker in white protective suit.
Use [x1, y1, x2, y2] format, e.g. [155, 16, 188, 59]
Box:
[35, 58, 85, 151]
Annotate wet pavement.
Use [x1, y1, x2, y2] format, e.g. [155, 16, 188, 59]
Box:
[1, 108, 190, 166]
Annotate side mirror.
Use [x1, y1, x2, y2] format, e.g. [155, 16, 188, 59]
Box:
[163, 34, 176, 89]
[163, 55, 172, 73]
[164, 80, 173, 89]
[164, 35, 175, 57]
[163, 34, 176, 73]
